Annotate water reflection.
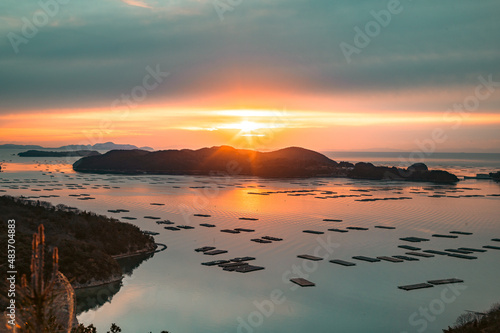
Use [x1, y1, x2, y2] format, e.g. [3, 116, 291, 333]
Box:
[75, 252, 155, 314]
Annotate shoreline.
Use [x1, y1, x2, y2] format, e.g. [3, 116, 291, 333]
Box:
[74, 243, 166, 290]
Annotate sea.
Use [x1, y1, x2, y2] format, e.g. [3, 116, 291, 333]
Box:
[0, 149, 499, 333]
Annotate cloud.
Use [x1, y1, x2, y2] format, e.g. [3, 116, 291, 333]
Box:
[0, 0, 499, 114]
[120, 0, 152, 9]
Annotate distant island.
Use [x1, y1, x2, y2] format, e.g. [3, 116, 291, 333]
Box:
[0, 141, 154, 151]
[73, 146, 459, 183]
[0, 195, 157, 311]
[18, 150, 101, 157]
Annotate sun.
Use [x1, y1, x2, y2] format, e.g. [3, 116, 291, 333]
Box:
[237, 120, 261, 133]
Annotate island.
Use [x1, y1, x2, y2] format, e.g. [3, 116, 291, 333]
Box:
[490, 171, 500, 181]
[72, 145, 459, 183]
[18, 150, 101, 157]
[0, 141, 154, 151]
[0, 195, 157, 311]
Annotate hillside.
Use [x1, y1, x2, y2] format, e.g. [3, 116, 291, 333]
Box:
[0, 196, 156, 310]
[72, 145, 458, 182]
[73, 146, 338, 177]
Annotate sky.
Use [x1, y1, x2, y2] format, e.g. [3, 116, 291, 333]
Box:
[0, 0, 499, 152]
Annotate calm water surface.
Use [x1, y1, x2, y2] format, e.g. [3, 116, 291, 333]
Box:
[1, 150, 499, 333]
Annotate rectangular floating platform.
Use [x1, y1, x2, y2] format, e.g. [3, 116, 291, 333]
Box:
[346, 227, 369, 231]
[204, 249, 228, 256]
[432, 234, 459, 239]
[201, 260, 230, 266]
[406, 252, 435, 258]
[375, 226, 396, 230]
[219, 262, 248, 268]
[377, 256, 404, 263]
[398, 245, 421, 251]
[231, 257, 255, 262]
[393, 255, 419, 261]
[447, 253, 477, 260]
[423, 250, 449, 256]
[195, 246, 216, 252]
[450, 231, 473, 235]
[251, 238, 272, 244]
[297, 254, 323, 261]
[177, 225, 195, 229]
[400, 237, 430, 243]
[352, 256, 381, 263]
[221, 229, 240, 234]
[303, 230, 324, 234]
[290, 278, 315, 287]
[236, 265, 265, 273]
[445, 249, 473, 254]
[458, 247, 487, 253]
[323, 219, 343, 222]
[328, 228, 348, 233]
[194, 214, 211, 217]
[164, 226, 180, 231]
[199, 223, 216, 228]
[234, 228, 255, 232]
[427, 278, 464, 285]
[239, 217, 259, 221]
[262, 236, 283, 241]
[329, 259, 356, 267]
[219, 262, 249, 270]
[398, 283, 434, 291]
[483, 245, 500, 250]
[157, 220, 174, 225]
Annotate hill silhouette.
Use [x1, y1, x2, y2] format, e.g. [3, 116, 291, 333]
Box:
[72, 146, 459, 182]
[73, 146, 338, 178]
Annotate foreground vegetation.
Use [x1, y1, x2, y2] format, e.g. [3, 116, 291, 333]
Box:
[1, 224, 165, 332]
[444, 303, 500, 332]
[0, 195, 156, 310]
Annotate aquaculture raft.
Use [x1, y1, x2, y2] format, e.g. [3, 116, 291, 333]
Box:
[352, 256, 380, 263]
[398, 283, 434, 291]
[329, 259, 356, 267]
[303, 230, 324, 234]
[405, 252, 434, 258]
[328, 228, 348, 233]
[428, 278, 463, 285]
[204, 249, 228, 255]
[290, 278, 315, 287]
[377, 256, 404, 263]
[398, 245, 421, 251]
[297, 254, 323, 261]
